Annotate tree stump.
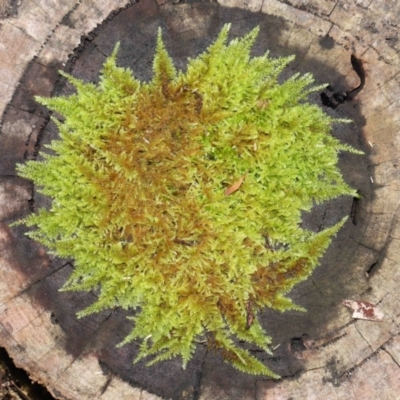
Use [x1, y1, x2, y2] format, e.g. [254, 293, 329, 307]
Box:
[1, 1, 400, 399]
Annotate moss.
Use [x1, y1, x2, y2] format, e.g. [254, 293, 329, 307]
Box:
[15, 24, 360, 377]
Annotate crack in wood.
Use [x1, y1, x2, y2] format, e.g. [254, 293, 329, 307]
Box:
[310, 278, 325, 296]
[312, 319, 357, 345]
[374, 273, 400, 305]
[381, 344, 400, 369]
[350, 192, 361, 226]
[93, 45, 108, 59]
[5, 102, 38, 115]
[327, 1, 339, 17]
[5, 20, 42, 44]
[29, 0, 56, 22]
[362, 202, 400, 277]
[99, 374, 113, 396]
[192, 348, 208, 400]
[339, 332, 400, 379]
[354, 323, 373, 352]
[350, 238, 380, 254]
[312, 332, 347, 351]
[340, 347, 380, 378]
[365, 261, 379, 277]
[7, 261, 73, 303]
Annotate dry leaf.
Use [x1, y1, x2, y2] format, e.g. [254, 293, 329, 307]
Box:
[224, 172, 247, 195]
[245, 300, 254, 329]
[342, 299, 384, 321]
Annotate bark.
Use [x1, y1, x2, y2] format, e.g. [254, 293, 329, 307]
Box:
[1, 0, 400, 399]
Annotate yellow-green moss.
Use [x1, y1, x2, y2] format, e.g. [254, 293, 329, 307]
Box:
[16, 25, 360, 377]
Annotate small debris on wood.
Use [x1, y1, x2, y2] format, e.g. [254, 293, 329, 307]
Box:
[224, 172, 247, 195]
[342, 299, 384, 321]
[245, 300, 254, 329]
[272, 343, 281, 351]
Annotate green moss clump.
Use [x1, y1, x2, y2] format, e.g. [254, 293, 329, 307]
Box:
[15, 24, 360, 377]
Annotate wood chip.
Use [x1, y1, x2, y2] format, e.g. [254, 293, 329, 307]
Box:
[342, 299, 384, 321]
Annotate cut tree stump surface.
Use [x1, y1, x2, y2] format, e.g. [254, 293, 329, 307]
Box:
[1, 0, 400, 399]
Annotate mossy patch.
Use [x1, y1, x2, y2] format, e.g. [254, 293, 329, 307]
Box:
[15, 24, 360, 376]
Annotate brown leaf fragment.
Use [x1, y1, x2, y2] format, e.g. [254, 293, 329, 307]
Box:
[224, 172, 247, 196]
[245, 300, 254, 329]
[342, 299, 384, 321]
[173, 238, 197, 247]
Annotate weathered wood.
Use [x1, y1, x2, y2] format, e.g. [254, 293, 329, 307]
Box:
[1, 0, 400, 399]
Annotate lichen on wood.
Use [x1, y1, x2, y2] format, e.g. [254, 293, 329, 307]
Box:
[14, 24, 361, 377]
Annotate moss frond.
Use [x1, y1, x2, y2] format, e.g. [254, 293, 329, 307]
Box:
[152, 28, 177, 91]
